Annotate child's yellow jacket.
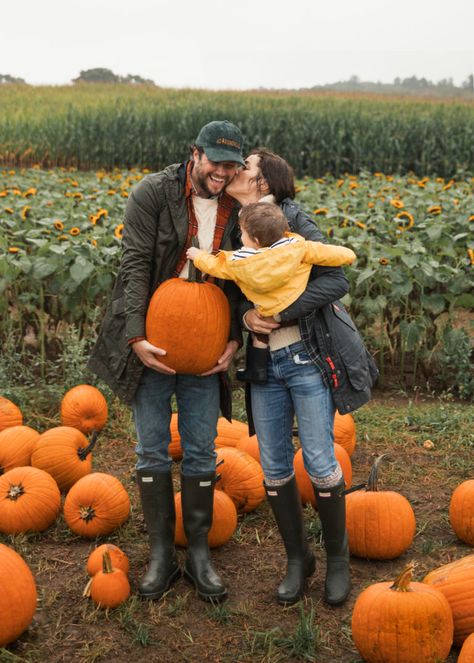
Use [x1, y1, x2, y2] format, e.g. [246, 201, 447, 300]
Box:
[193, 233, 355, 317]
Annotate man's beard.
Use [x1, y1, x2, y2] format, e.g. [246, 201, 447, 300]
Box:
[192, 167, 229, 198]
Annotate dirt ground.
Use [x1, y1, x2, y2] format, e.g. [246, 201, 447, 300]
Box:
[1, 393, 473, 663]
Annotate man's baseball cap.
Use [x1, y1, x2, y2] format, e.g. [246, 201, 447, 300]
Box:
[195, 120, 245, 166]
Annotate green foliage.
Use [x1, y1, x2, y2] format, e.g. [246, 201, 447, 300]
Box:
[435, 325, 474, 398]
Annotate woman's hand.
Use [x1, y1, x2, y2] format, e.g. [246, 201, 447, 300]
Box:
[200, 340, 240, 375]
[186, 247, 200, 260]
[243, 309, 280, 334]
[131, 339, 176, 374]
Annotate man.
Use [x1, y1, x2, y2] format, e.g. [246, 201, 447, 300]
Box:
[87, 121, 245, 602]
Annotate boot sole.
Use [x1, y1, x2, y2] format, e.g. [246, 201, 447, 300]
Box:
[183, 568, 228, 602]
[139, 567, 181, 600]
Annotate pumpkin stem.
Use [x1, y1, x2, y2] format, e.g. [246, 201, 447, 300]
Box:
[79, 505, 96, 522]
[390, 563, 415, 592]
[187, 236, 203, 284]
[7, 483, 25, 501]
[102, 550, 113, 574]
[366, 454, 389, 492]
[83, 576, 93, 598]
[78, 431, 99, 461]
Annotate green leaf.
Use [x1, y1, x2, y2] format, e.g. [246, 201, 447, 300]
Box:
[31, 257, 57, 279]
[421, 294, 446, 314]
[70, 256, 94, 284]
[400, 319, 426, 351]
[401, 255, 419, 269]
[454, 293, 474, 309]
[356, 268, 376, 287]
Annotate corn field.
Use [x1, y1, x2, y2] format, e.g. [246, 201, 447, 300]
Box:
[1, 85, 473, 176]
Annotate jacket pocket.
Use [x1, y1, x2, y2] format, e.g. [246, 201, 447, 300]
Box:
[330, 302, 357, 331]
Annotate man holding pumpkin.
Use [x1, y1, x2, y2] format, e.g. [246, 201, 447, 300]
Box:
[88, 121, 245, 602]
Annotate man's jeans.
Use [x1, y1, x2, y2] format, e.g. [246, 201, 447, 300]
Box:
[251, 341, 336, 482]
[132, 368, 220, 475]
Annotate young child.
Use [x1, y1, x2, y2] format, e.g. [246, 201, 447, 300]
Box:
[186, 201, 356, 383]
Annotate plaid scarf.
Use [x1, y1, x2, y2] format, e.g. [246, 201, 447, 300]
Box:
[173, 160, 235, 281]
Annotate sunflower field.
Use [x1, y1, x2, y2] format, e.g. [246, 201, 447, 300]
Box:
[1, 166, 472, 396]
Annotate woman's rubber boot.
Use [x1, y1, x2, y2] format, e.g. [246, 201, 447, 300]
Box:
[136, 470, 181, 599]
[312, 478, 351, 606]
[236, 345, 269, 385]
[265, 477, 316, 605]
[181, 472, 227, 602]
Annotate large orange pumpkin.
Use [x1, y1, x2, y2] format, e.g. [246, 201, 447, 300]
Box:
[294, 444, 352, 507]
[423, 554, 474, 646]
[333, 411, 356, 456]
[64, 472, 130, 538]
[235, 434, 261, 463]
[215, 418, 248, 449]
[175, 489, 237, 548]
[459, 632, 474, 662]
[352, 564, 453, 663]
[31, 426, 95, 492]
[145, 277, 230, 374]
[60, 384, 108, 434]
[345, 454, 416, 559]
[215, 447, 265, 513]
[0, 466, 61, 534]
[0, 396, 23, 432]
[0, 544, 37, 647]
[0, 425, 40, 474]
[449, 480, 474, 546]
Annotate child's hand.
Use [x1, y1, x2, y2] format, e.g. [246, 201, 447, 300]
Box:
[186, 247, 200, 260]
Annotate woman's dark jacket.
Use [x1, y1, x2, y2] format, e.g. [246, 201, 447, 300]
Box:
[244, 198, 378, 434]
[87, 162, 243, 418]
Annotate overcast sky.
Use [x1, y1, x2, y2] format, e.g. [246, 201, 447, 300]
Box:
[2, 0, 473, 88]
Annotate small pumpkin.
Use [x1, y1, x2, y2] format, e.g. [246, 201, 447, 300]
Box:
[333, 411, 356, 456]
[351, 564, 453, 663]
[86, 543, 130, 577]
[346, 454, 416, 559]
[235, 434, 261, 463]
[31, 426, 97, 492]
[0, 425, 40, 474]
[175, 489, 237, 548]
[458, 632, 474, 663]
[449, 479, 474, 546]
[215, 446, 265, 513]
[214, 418, 248, 449]
[0, 466, 61, 534]
[85, 550, 130, 609]
[0, 544, 37, 647]
[168, 413, 183, 461]
[0, 396, 23, 432]
[60, 384, 108, 434]
[64, 472, 130, 538]
[423, 553, 474, 646]
[145, 276, 230, 374]
[294, 444, 352, 507]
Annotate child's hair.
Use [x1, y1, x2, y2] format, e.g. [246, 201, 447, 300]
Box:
[239, 202, 289, 247]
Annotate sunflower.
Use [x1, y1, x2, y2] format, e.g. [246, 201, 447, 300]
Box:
[58, 234, 69, 241]
[367, 202, 375, 209]
[374, 172, 383, 178]
[349, 182, 358, 190]
[8, 247, 20, 253]
[4, 207, 13, 214]
[54, 220, 64, 231]
[0, 191, 7, 197]
[417, 181, 426, 188]
[469, 215, 474, 222]
[96, 208, 108, 219]
[442, 180, 454, 191]
[89, 214, 98, 225]
[336, 179, 345, 188]
[379, 257, 389, 265]
[72, 192, 83, 200]
[69, 227, 81, 236]
[114, 223, 124, 239]
[91, 239, 98, 248]
[316, 178, 325, 184]
[24, 187, 37, 197]
[390, 199, 404, 209]
[107, 190, 117, 195]
[396, 211, 415, 231]
[468, 249, 474, 265]
[355, 221, 367, 230]
[20, 206, 31, 220]
[121, 190, 129, 198]
[313, 208, 328, 215]
[428, 205, 442, 215]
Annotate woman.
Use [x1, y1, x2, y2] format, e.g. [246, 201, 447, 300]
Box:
[225, 149, 378, 606]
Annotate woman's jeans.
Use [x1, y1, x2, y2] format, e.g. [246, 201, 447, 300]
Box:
[132, 368, 220, 475]
[251, 341, 337, 482]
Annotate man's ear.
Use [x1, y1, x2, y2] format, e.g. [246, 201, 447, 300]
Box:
[191, 147, 202, 163]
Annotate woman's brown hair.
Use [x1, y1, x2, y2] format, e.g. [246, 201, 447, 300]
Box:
[249, 148, 296, 203]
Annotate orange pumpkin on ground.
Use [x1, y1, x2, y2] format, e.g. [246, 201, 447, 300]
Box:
[64, 472, 130, 538]
[0, 544, 37, 647]
[293, 444, 352, 507]
[31, 426, 95, 492]
[86, 543, 130, 577]
[0, 466, 61, 534]
[423, 553, 474, 646]
[60, 384, 108, 434]
[0, 425, 40, 474]
[345, 454, 416, 559]
[168, 413, 183, 461]
[449, 480, 474, 546]
[351, 564, 453, 663]
[215, 447, 265, 513]
[0, 397, 23, 432]
[333, 411, 356, 456]
[175, 489, 237, 548]
[458, 632, 474, 663]
[235, 434, 261, 463]
[145, 277, 230, 374]
[86, 550, 130, 609]
[214, 418, 248, 449]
